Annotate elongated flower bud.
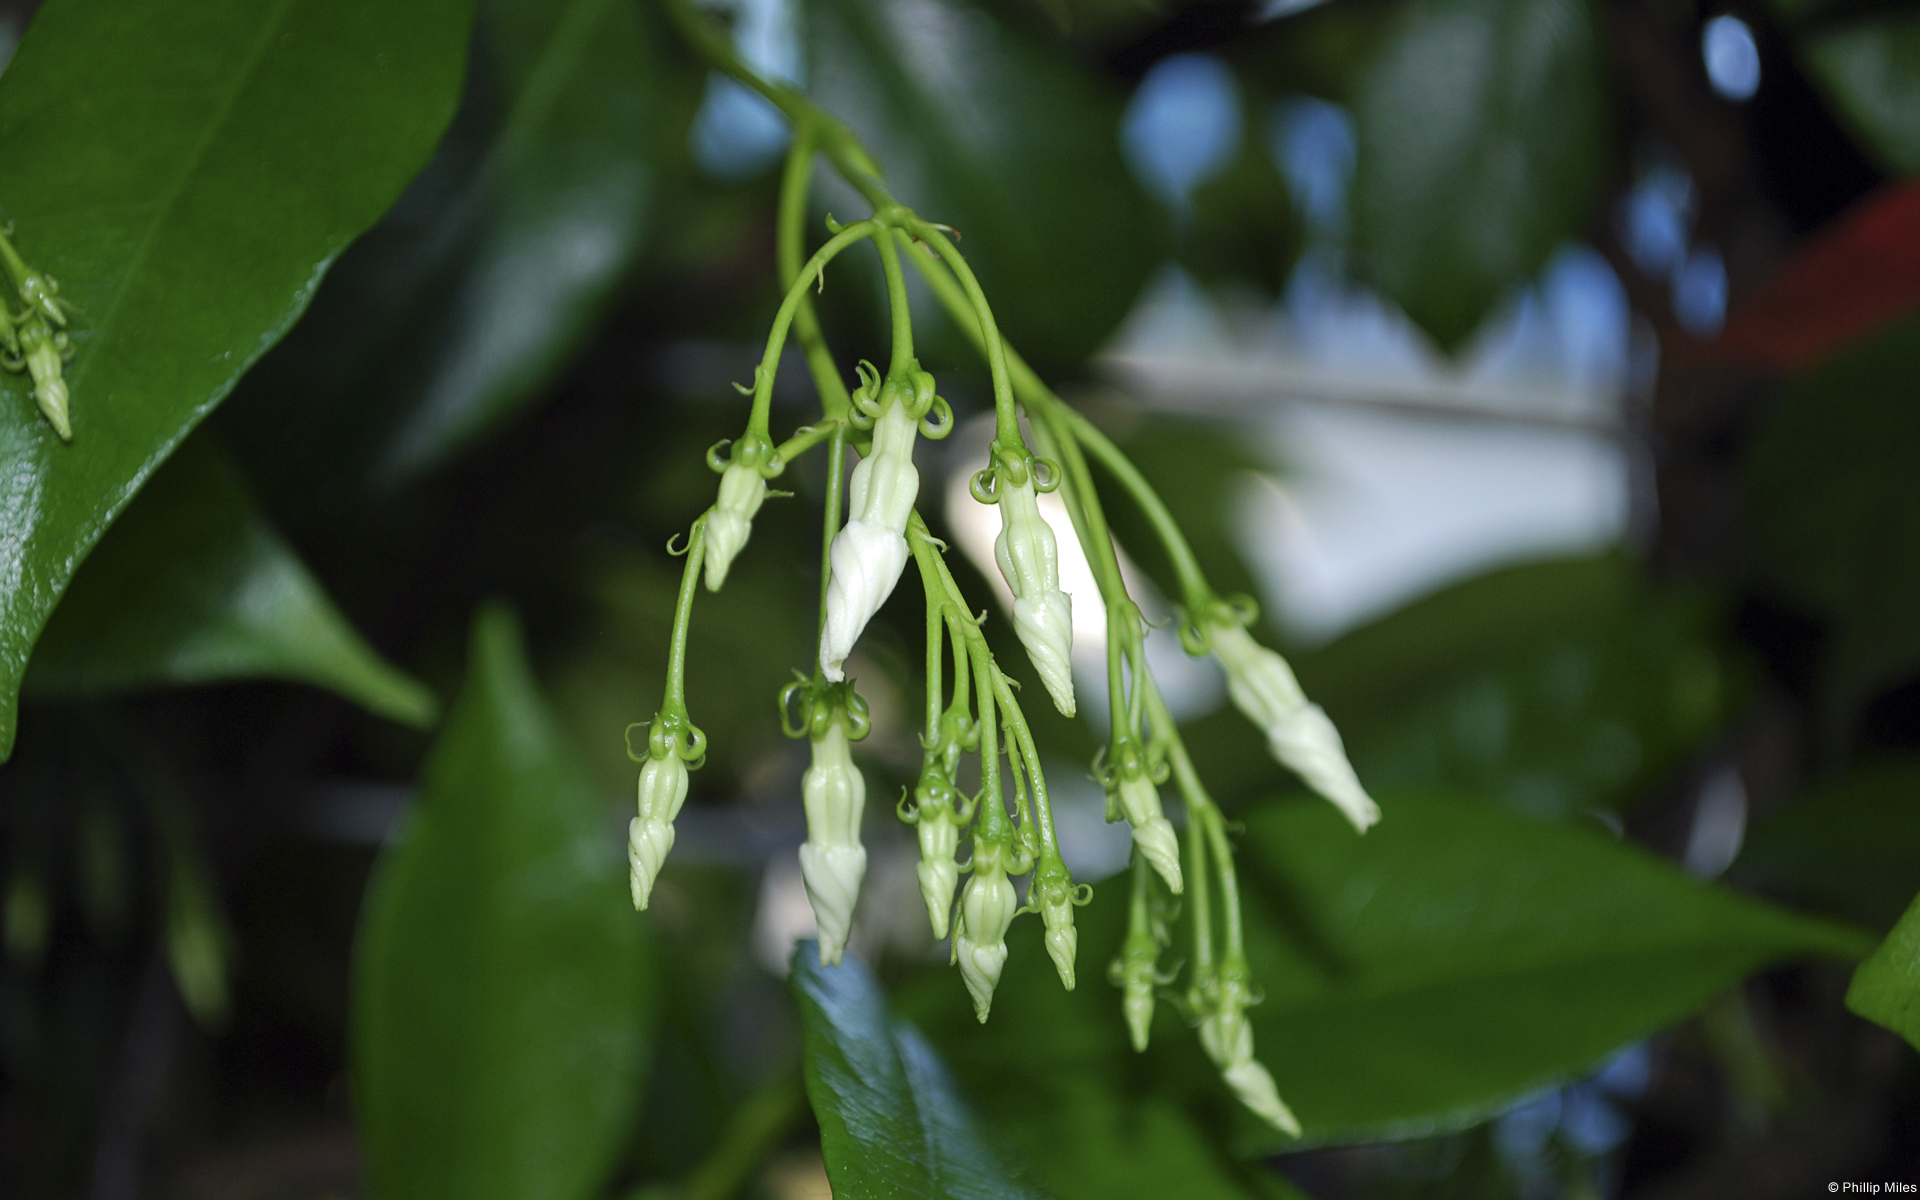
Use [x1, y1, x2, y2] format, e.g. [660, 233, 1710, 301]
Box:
[954, 843, 1018, 1021]
[1209, 619, 1378, 832]
[1110, 922, 1160, 1053]
[704, 461, 767, 590]
[799, 720, 867, 965]
[993, 477, 1075, 716]
[1196, 957, 1301, 1136]
[914, 805, 960, 938]
[1031, 859, 1079, 990]
[19, 320, 68, 440]
[1115, 772, 1182, 893]
[820, 399, 920, 680]
[629, 752, 690, 910]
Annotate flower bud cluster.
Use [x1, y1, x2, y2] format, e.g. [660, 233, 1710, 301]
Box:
[1207, 616, 1379, 833]
[799, 714, 867, 965]
[1194, 956, 1300, 1136]
[820, 370, 930, 680]
[992, 465, 1076, 717]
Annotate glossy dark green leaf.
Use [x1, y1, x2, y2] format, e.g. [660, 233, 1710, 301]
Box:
[1349, 0, 1607, 350]
[354, 606, 653, 1200]
[226, 0, 665, 491]
[1801, 13, 1920, 177]
[1847, 889, 1920, 1052]
[809, 0, 1169, 369]
[792, 941, 1047, 1200]
[911, 791, 1869, 1150]
[21, 436, 435, 726]
[1745, 314, 1920, 721]
[1735, 758, 1920, 933]
[0, 0, 472, 759]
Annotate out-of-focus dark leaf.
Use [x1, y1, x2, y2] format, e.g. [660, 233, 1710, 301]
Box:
[792, 941, 1047, 1200]
[0, 0, 472, 759]
[1735, 758, 1920, 932]
[22, 436, 435, 727]
[1745, 314, 1920, 723]
[809, 0, 1169, 369]
[1183, 142, 1304, 300]
[1847, 889, 1920, 1052]
[1799, 13, 1920, 178]
[354, 606, 653, 1200]
[911, 791, 1868, 1151]
[1348, 0, 1607, 350]
[1104, 414, 1274, 606]
[225, 0, 666, 494]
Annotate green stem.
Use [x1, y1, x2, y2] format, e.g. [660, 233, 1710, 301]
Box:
[875, 224, 913, 377]
[1144, 682, 1240, 958]
[924, 585, 944, 744]
[902, 223, 1020, 450]
[815, 425, 846, 657]
[678, 1069, 806, 1200]
[750, 221, 881, 438]
[665, 516, 709, 712]
[778, 132, 853, 420]
[773, 419, 838, 466]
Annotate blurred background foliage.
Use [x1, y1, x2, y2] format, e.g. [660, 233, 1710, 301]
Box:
[0, 0, 1918, 1196]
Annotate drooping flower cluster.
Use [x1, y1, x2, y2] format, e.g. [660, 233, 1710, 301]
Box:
[622, 195, 1380, 1137]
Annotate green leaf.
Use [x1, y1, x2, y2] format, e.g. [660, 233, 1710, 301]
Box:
[0, 0, 473, 759]
[1847, 889, 1920, 1052]
[809, 0, 1169, 369]
[910, 791, 1869, 1150]
[1735, 757, 1920, 933]
[1349, 0, 1607, 350]
[1745, 313, 1920, 722]
[1801, 13, 1920, 177]
[791, 941, 1048, 1200]
[21, 435, 435, 726]
[354, 606, 653, 1200]
[227, 0, 665, 489]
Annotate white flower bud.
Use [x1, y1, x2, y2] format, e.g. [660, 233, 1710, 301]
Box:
[1034, 873, 1078, 990]
[20, 321, 68, 440]
[819, 399, 920, 680]
[1209, 619, 1379, 833]
[1197, 961, 1301, 1136]
[798, 721, 867, 965]
[1221, 1059, 1301, 1137]
[993, 478, 1075, 717]
[914, 814, 960, 939]
[954, 851, 1017, 1022]
[1115, 772, 1182, 894]
[704, 461, 767, 590]
[628, 752, 689, 910]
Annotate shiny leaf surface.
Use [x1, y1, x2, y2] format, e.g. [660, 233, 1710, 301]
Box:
[1349, 0, 1607, 350]
[912, 791, 1869, 1149]
[1848, 889, 1920, 1052]
[793, 941, 1047, 1200]
[0, 0, 472, 758]
[354, 607, 653, 1200]
[22, 436, 435, 726]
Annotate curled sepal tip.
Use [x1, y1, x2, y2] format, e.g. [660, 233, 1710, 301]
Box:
[953, 840, 1019, 1022]
[992, 470, 1075, 717]
[1207, 617, 1378, 833]
[799, 717, 868, 965]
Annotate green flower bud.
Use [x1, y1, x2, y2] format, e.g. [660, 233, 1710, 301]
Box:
[1209, 618, 1377, 833]
[1194, 955, 1300, 1136]
[913, 801, 960, 939]
[954, 840, 1018, 1022]
[1031, 857, 1079, 990]
[18, 319, 69, 441]
[993, 476, 1075, 717]
[629, 751, 689, 910]
[1114, 770, 1182, 894]
[704, 460, 767, 590]
[799, 719, 867, 965]
[1109, 925, 1159, 1053]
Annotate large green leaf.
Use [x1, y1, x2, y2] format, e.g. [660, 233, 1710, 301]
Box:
[808, 0, 1169, 369]
[792, 942, 1047, 1200]
[910, 791, 1868, 1151]
[0, 0, 472, 759]
[1847, 889, 1920, 1052]
[21, 435, 434, 726]
[225, 0, 665, 491]
[1745, 314, 1920, 722]
[1734, 758, 1920, 933]
[1349, 0, 1607, 350]
[354, 606, 653, 1200]
[1802, 12, 1920, 177]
